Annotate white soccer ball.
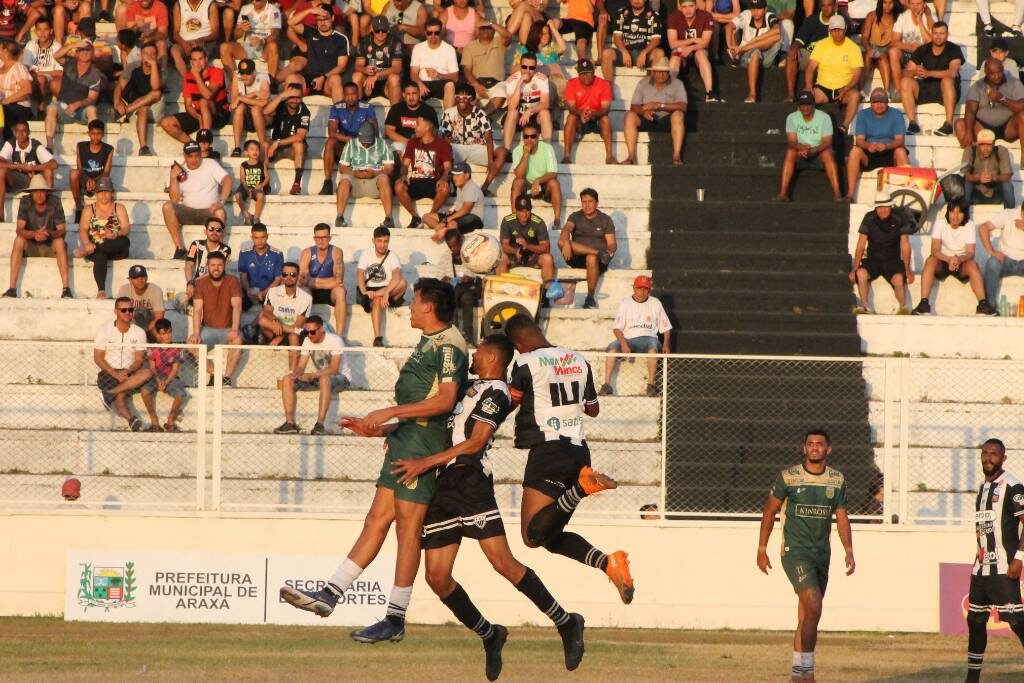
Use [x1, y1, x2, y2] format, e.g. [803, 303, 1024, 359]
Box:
[460, 233, 501, 275]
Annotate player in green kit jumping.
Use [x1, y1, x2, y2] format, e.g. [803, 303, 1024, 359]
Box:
[757, 429, 855, 683]
[279, 278, 469, 643]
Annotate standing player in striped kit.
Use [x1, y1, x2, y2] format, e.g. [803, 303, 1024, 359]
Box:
[965, 438, 1024, 683]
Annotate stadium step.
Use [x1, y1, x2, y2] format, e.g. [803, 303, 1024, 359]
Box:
[649, 201, 849, 233]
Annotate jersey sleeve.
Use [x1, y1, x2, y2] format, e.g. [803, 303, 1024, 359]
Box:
[508, 360, 530, 403]
[468, 386, 513, 429]
[833, 478, 848, 510]
[582, 360, 598, 405]
[437, 343, 468, 384]
[770, 472, 788, 501]
[1009, 482, 1024, 517]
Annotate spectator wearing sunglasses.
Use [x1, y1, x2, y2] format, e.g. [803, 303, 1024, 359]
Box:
[274, 314, 353, 435]
[410, 16, 458, 108]
[94, 296, 152, 432]
[260, 261, 313, 368]
[185, 217, 232, 303]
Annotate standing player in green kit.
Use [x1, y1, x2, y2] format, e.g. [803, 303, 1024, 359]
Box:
[279, 278, 468, 643]
[756, 429, 855, 683]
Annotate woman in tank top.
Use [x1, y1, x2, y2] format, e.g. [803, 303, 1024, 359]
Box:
[73, 178, 131, 298]
[440, 0, 478, 51]
[514, 19, 567, 95]
[172, 0, 218, 74]
[860, 0, 901, 95]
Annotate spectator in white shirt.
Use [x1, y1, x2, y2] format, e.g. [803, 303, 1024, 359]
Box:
[598, 275, 672, 397]
[94, 296, 153, 431]
[220, 0, 282, 78]
[357, 225, 406, 347]
[0, 121, 57, 222]
[411, 16, 458, 108]
[162, 140, 232, 260]
[260, 260, 313, 368]
[979, 200, 1024, 307]
[23, 17, 62, 110]
[273, 314, 352, 436]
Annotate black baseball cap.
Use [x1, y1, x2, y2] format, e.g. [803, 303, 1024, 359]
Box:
[796, 90, 814, 105]
[183, 140, 200, 155]
[514, 195, 532, 211]
[237, 59, 255, 75]
[577, 58, 595, 73]
[128, 264, 148, 278]
[749, 0, 767, 7]
[196, 128, 213, 143]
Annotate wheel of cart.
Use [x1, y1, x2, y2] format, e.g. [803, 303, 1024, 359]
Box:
[878, 163, 968, 232]
[480, 274, 542, 338]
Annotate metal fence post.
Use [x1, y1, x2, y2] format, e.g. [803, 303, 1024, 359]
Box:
[659, 355, 669, 520]
[194, 344, 207, 511]
[898, 357, 911, 525]
[881, 358, 894, 525]
[211, 345, 224, 511]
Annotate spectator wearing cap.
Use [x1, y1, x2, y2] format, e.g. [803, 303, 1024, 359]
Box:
[322, 81, 377, 196]
[805, 15, 861, 133]
[2, 174, 70, 299]
[460, 19, 513, 112]
[623, 57, 687, 165]
[598, 275, 671, 397]
[162, 140, 232, 260]
[70, 119, 113, 222]
[238, 222, 284, 310]
[411, 16, 459, 108]
[899, 21, 961, 136]
[784, 0, 836, 102]
[94, 296, 152, 431]
[423, 161, 484, 241]
[188, 251, 245, 386]
[501, 50, 553, 147]
[955, 59, 1024, 161]
[440, 81, 507, 195]
[159, 46, 229, 143]
[0, 121, 56, 223]
[559, 187, 617, 309]
[979, 201, 1024, 306]
[963, 129, 1014, 208]
[395, 114, 452, 229]
[220, 0, 282, 79]
[353, 15, 404, 105]
[45, 39, 104, 150]
[113, 41, 163, 157]
[776, 90, 841, 202]
[229, 60, 272, 156]
[845, 88, 909, 201]
[116, 264, 165, 339]
[601, 0, 663, 86]
[667, 0, 716, 102]
[196, 128, 222, 161]
[562, 58, 615, 165]
[264, 79, 312, 196]
[336, 120, 396, 228]
[726, 0, 780, 103]
[510, 120, 563, 228]
[356, 225, 406, 347]
[849, 192, 913, 314]
[74, 177, 131, 299]
[497, 195, 557, 295]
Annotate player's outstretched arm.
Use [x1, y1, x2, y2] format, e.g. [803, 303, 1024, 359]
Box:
[340, 416, 398, 437]
[392, 419, 497, 484]
[363, 381, 461, 430]
[757, 495, 783, 574]
[835, 508, 855, 576]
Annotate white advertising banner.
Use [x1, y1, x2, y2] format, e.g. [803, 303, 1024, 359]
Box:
[65, 550, 395, 626]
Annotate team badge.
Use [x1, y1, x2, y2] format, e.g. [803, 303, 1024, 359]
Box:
[472, 513, 488, 529]
[826, 487, 835, 499]
[480, 398, 498, 415]
[404, 477, 417, 490]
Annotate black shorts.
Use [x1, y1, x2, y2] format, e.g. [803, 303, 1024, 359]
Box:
[175, 107, 230, 134]
[97, 370, 139, 404]
[451, 214, 483, 234]
[863, 149, 895, 171]
[422, 80, 449, 102]
[859, 258, 904, 282]
[934, 259, 971, 282]
[916, 78, 958, 105]
[367, 77, 390, 100]
[522, 437, 591, 499]
[405, 177, 440, 200]
[638, 114, 673, 133]
[421, 465, 505, 549]
[813, 84, 843, 102]
[310, 287, 337, 305]
[559, 18, 595, 41]
[359, 287, 404, 313]
[796, 152, 825, 170]
[568, 253, 609, 272]
[967, 574, 1024, 624]
[983, 121, 1009, 141]
[301, 71, 333, 96]
[573, 118, 602, 136]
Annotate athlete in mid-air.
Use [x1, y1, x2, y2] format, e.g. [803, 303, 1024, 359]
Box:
[391, 334, 585, 681]
[279, 278, 468, 643]
[964, 438, 1024, 683]
[757, 429, 855, 683]
[501, 314, 635, 604]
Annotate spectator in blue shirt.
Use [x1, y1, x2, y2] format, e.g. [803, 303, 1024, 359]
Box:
[845, 88, 909, 200]
[321, 81, 378, 196]
[237, 222, 284, 310]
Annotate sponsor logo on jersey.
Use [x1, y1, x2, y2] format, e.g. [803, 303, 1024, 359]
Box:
[979, 549, 997, 565]
[480, 398, 498, 415]
[1014, 493, 1024, 505]
[539, 353, 584, 375]
[546, 416, 561, 431]
[794, 504, 831, 518]
[442, 346, 455, 376]
[976, 510, 995, 522]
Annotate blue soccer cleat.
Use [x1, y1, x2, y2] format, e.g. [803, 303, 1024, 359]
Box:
[350, 617, 405, 643]
[279, 585, 338, 618]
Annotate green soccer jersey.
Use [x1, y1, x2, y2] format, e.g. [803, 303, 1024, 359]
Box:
[392, 325, 469, 432]
[771, 464, 847, 558]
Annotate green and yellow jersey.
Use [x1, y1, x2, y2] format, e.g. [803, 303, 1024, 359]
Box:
[770, 464, 847, 559]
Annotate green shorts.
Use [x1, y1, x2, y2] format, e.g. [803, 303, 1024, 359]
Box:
[781, 552, 830, 595]
[375, 422, 448, 505]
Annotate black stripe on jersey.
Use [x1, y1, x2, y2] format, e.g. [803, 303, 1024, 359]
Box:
[983, 481, 998, 577]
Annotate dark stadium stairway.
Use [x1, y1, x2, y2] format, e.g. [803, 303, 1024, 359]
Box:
[647, 67, 878, 516]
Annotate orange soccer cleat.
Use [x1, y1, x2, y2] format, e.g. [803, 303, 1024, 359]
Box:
[578, 466, 618, 496]
[605, 550, 635, 604]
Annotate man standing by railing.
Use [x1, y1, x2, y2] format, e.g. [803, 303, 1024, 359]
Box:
[756, 429, 855, 683]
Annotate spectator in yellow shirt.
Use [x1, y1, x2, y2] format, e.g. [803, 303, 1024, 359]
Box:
[805, 15, 863, 133]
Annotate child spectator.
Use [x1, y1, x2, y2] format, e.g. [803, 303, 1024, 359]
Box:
[236, 139, 269, 224]
[139, 318, 188, 432]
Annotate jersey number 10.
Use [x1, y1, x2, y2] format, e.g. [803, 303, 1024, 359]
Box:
[549, 381, 580, 407]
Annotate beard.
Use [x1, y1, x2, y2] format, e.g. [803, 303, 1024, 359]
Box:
[209, 271, 224, 282]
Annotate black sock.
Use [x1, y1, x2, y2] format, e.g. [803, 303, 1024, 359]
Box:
[967, 619, 987, 679]
[543, 531, 608, 571]
[515, 567, 570, 628]
[526, 503, 571, 545]
[294, 168, 304, 184]
[441, 583, 495, 640]
[556, 482, 588, 515]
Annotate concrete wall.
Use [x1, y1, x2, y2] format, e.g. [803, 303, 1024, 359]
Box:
[1, 511, 971, 632]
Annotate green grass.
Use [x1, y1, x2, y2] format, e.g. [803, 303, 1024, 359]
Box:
[0, 617, 1021, 681]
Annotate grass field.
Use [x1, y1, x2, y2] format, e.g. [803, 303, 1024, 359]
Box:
[1, 618, 1022, 681]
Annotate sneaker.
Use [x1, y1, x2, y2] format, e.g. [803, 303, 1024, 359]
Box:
[221, 376, 232, 387]
[230, 147, 243, 158]
[172, 247, 188, 260]
[100, 393, 114, 412]
[378, 216, 395, 230]
[852, 305, 870, 315]
[482, 625, 508, 682]
[705, 91, 718, 102]
[114, 113, 130, 124]
[373, 336, 384, 347]
[646, 383, 659, 397]
[557, 613, 585, 671]
[138, 146, 154, 157]
[578, 465, 618, 496]
[983, 23, 996, 37]
[351, 617, 405, 643]
[310, 422, 325, 435]
[935, 122, 954, 136]
[335, 215, 348, 228]
[2, 287, 16, 297]
[604, 550, 635, 604]
[274, 421, 300, 434]
[597, 382, 613, 396]
[407, 215, 422, 229]
[906, 121, 921, 135]
[279, 585, 339, 617]
[128, 416, 143, 432]
[319, 179, 334, 196]
[1003, 26, 1024, 38]
[582, 295, 597, 309]
[290, 181, 302, 195]
[977, 299, 999, 316]
[61, 287, 73, 298]
[911, 299, 931, 315]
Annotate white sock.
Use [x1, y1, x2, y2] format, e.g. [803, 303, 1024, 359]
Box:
[791, 651, 803, 676]
[978, 0, 992, 25]
[386, 584, 414, 621]
[801, 651, 815, 673]
[328, 557, 363, 595]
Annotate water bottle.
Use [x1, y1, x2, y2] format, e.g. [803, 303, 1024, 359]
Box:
[999, 294, 1009, 317]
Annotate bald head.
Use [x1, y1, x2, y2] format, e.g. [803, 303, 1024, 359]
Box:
[984, 58, 1007, 85]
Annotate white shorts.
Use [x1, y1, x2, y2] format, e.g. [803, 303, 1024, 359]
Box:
[451, 143, 490, 165]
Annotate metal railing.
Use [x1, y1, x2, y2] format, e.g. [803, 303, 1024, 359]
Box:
[1, 340, 1014, 526]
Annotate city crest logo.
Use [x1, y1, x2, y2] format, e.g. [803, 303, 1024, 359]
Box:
[77, 562, 137, 611]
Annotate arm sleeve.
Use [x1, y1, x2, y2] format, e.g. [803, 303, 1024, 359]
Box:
[436, 343, 468, 384]
[770, 472, 788, 501]
[1009, 483, 1024, 517]
[468, 386, 513, 428]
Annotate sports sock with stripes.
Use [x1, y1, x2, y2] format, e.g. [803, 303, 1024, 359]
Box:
[440, 583, 495, 640]
[514, 567, 570, 628]
[327, 557, 363, 597]
[555, 483, 588, 515]
[966, 619, 987, 680]
[385, 584, 413, 624]
[543, 531, 608, 571]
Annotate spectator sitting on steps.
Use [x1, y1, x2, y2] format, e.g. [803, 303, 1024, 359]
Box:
[510, 120, 563, 228]
[357, 225, 407, 348]
[955, 59, 1024, 165]
[274, 314, 353, 436]
[622, 56, 687, 165]
[116, 264, 165, 340]
[558, 187, 617, 309]
[666, 0, 716, 102]
[725, 0, 780, 104]
[963, 129, 1014, 208]
[977, 201, 1024, 309]
[94, 296, 152, 431]
[139, 318, 188, 433]
[162, 140, 232, 261]
[259, 261, 312, 368]
[187, 251, 245, 386]
[805, 15, 862, 135]
[899, 21, 962, 136]
[423, 161, 484, 242]
[3, 175, 70, 299]
[561, 58, 616, 164]
[775, 90, 842, 202]
[0, 121, 57, 222]
[598, 275, 671, 397]
[782, 0, 835, 102]
[849, 192, 913, 315]
[496, 195, 558, 303]
[845, 88, 909, 201]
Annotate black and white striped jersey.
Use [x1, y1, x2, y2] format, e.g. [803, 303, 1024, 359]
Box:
[973, 470, 1024, 576]
[445, 379, 512, 476]
[508, 347, 598, 449]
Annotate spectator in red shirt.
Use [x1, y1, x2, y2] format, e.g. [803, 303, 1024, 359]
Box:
[667, 0, 716, 101]
[159, 46, 229, 142]
[562, 58, 615, 164]
[395, 115, 452, 229]
[118, 0, 170, 64]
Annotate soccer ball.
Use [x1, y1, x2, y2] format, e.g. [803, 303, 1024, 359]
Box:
[460, 233, 500, 274]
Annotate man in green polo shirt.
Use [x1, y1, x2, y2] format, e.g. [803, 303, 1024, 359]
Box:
[757, 429, 855, 682]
